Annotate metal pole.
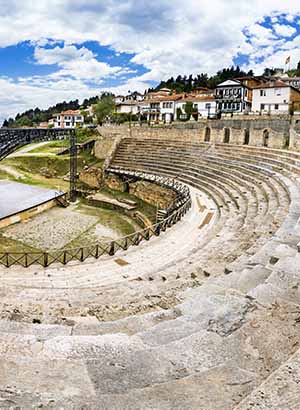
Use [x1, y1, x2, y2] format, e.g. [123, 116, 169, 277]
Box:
[69, 130, 77, 202]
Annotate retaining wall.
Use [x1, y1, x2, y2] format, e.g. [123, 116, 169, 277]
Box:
[97, 116, 300, 150]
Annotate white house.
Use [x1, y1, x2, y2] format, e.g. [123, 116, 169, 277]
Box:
[142, 95, 183, 123]
[50, 110, 84, 129]
[176, 95, 217, 119]
[252, 80, 300, 114]
[114, 95, 124, 104]
[115, 101, 139, 115]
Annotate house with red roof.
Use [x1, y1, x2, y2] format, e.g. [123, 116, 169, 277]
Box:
[50, 110, 84, 129]
[252, 80, 300, 114]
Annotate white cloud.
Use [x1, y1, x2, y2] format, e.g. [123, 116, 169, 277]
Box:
[0, 0, 300, 121]
[34, 45, 124, 81]
[274, 23, 297, 37]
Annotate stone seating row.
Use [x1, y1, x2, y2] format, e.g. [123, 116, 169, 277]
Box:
[1, 138, 300, 408]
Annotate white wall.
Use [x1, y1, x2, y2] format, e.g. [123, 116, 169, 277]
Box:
[160, 101, 176, 121]
[176, 101, 217, 119]
[115, 104, 139, 115]
[252, 87, 290, 113]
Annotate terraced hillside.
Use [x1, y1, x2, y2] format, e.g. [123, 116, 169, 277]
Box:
[1, 136, 300, 409]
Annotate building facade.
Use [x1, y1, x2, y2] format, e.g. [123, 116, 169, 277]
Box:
[252, 81, 300, 114]
[50, 110, 84, 129]
[215, 79, 252, 114]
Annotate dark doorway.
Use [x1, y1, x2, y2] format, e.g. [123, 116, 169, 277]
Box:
[263, 129, 269, 147]
[224, 128, 230, 143]
[204, 127, 211, 142]
[244, 129, 250, 145]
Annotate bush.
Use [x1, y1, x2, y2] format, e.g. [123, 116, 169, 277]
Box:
[76, 127, 95, 143]
[112, 112, 138, 124]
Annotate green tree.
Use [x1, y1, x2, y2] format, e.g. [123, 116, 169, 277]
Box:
[94, 95, 115, 125]
[184, 102, 194, 120]
[16, 115, 33, 127]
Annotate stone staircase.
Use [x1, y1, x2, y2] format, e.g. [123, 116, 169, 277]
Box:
[1, 138, 300, 408]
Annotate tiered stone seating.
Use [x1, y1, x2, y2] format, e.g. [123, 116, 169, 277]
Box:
[1, 137, 300, 408]
[110, 139, 296, 275]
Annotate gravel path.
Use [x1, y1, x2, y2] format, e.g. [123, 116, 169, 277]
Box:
[8, 141, 52, 157]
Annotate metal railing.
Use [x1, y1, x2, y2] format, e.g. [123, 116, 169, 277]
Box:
[0, 169, 192, 268]
[0, 128, 74, 161]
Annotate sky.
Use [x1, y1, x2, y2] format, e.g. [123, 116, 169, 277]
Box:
[0, 1, 300, 123]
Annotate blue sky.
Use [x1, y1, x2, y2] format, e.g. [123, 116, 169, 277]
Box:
[0, 1, 300, 122]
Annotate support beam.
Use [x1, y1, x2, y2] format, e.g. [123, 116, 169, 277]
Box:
[69, 130, 78, 202]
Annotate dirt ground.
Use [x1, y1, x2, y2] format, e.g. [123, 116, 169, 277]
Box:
[2, 205, 124, 250]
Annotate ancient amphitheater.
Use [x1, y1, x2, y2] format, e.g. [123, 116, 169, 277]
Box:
[1, 119, 300, 409]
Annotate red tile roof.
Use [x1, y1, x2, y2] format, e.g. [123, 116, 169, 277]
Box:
[60, 110, 81, 115]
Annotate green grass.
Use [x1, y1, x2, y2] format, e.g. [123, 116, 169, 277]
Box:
[0, 233, 39, 254]
[0, 169, 17, 180]
[29, 140, 69, 154]
[67, 204, 138, 249]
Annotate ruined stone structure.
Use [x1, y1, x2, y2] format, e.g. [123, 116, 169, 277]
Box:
[98, 116, 300, 150]
[1, 121, 300, 408]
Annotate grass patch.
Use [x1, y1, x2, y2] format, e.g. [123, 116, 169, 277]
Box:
[29, 140, 69, 154]
[0, 232, 39, 254]
[63, 203, 138, 249]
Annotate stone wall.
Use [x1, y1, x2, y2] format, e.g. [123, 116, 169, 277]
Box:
[98, 116, 300, 150]
[94, 127, 123, 169]
[129, 180, 177, 209]
[105, 174, 128, 192]
[79, 167, 103, 189]
[104, 174, 176, 209]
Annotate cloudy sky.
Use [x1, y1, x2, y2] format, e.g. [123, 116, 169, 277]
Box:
[1, 0, 300, 122]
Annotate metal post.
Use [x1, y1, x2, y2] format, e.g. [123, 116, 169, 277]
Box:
[69, 130, 78, 202]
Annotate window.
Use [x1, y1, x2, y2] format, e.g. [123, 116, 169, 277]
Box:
[261, 104, 265, 110]
[245, 89, 248, 97]
[274, 104, 279, 110]
[276, 89, 281, 96]
[260, 90, 266, 97]
[66, 122, 71, 126]
[205, 103, 211, 109]
[236, 103, 240, 110]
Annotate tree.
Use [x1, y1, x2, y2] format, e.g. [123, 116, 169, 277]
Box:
[94, 95, 115, 125]
[2, 119, 8, 127]
[16, 115, 32, 127]
[184, 102, 194, 120]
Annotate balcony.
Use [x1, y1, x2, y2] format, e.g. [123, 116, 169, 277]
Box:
[215, 94, 242, 101]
